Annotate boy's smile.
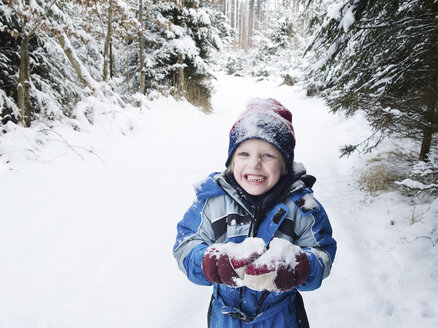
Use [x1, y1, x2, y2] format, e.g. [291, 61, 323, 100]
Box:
[246, 175, 266, 182]
[232, 139, 286, 196]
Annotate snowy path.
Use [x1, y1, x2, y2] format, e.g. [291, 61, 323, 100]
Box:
[1, 73, 437, 328]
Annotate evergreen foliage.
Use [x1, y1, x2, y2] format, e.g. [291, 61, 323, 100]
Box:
[249, 17, 295, 78]
[222, 8, 309, 83]
[0, 0, 110, 125]
[0, 0, 232, 125]
[306, 0, 438, 161]
[134, 0, 233, 110]
[0, 10, 20, 124]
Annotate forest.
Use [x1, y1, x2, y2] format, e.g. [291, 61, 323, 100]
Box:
[0, 0, 437, 195]
[1, 1, 438, 327]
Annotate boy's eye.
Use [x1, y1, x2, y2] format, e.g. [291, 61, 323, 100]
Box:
[237, 151, 249, 157]
[263, 153, 275, 158]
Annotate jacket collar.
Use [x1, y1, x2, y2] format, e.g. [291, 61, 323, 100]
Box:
[215, 162, 315, 218]
[194, 163, 316, 218]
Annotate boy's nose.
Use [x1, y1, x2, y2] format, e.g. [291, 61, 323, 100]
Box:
[249, 156, 262, 168]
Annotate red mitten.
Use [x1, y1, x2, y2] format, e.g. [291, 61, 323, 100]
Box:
[244, 238, 310, 292]
[202, 238, 265, 287]
[202, 245, 224, 284]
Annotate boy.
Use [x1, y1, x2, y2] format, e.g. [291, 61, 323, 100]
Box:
[173, 98, 336, 327]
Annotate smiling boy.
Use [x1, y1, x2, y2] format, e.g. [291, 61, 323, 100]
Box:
[173, 98, 337, 328]
[230, 139, 286, 196]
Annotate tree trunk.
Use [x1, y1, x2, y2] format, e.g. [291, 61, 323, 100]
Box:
[233, 0, 237, 29]
[126, 36, 130, 94]
[17, 33, 32, 127]
[239, 1, 247, 49]
[110, 41, 113, 78]
[139, 0, 146, 94]
[419, 126, 432, 161]
[103, 0, 113, 81]
[177, 54, 185, 95]
[229, 0, 235, 29]
[419, 103, 436, 161]
[57, 34, 93, 90]
[248, 0, 255, 48]
[255, 0, 262, 31]
[420, 41, 438, 161]
[224, 0, 229, 25]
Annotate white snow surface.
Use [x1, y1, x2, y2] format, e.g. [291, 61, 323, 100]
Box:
[1, 73, 437, 327]
[395, 178, 438, 190]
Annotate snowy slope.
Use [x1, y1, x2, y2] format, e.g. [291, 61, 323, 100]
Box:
[1, 73, 437, 328]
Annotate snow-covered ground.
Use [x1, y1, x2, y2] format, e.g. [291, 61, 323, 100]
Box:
[1, 73, 437, 328]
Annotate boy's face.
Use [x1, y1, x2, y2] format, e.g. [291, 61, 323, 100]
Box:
[231, 139, 286, 196]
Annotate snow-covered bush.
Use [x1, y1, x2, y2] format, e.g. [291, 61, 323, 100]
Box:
[217, 47, 247, 77]
[395, 151, 438, 199]
[247, 17, 303, 81]
[358, 148, 438, 200]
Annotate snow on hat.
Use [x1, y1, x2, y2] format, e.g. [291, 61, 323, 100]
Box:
[225, 98, 296, 172]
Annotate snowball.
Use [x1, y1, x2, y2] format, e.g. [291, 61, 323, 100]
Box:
[211, 237, 266, 259]
[251, 238, 301, 270]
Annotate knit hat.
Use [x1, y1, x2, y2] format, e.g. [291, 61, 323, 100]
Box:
[225, 98, 296, 172]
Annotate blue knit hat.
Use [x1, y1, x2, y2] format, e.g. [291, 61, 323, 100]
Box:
[225, 98, 296, 172]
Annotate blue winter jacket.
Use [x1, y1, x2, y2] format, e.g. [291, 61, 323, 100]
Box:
[173, 168, 336, 327]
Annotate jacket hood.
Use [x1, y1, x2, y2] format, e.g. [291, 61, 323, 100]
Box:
[193, 172, 226, 201]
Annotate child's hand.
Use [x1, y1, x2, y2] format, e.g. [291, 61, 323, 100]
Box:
[201, 238, 265, 287]
[243, 238, 310, 292]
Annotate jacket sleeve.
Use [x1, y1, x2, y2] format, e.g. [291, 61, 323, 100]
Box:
[173, 198, 215, 286]
[292, 194, 337, 292]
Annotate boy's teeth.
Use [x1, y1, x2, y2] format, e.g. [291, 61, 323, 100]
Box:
[247, 175, 265, 182]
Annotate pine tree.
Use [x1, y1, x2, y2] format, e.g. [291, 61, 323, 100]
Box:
[121, 0, 232, 110]
[0, 6, 21, 124]
[306, 0, 438, 161]
[0, 0, 108, 125]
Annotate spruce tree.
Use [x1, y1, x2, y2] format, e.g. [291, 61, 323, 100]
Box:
[307, 0, 438, 161]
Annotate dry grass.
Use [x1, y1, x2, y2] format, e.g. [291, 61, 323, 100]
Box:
[185, 82, 212, 113]
[359, 150, 413, 194]
[280, 74, 297, 87]
[359, 164, 400, 193]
